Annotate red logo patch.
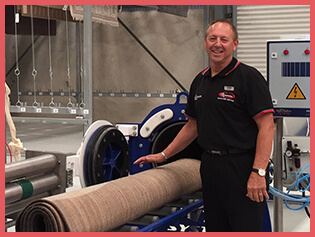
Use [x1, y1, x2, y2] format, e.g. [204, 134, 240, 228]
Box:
[218, 92, 235, 99]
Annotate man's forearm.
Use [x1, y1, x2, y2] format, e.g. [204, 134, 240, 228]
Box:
[162, 119, 198, 158]
[253, 113, 275, 169]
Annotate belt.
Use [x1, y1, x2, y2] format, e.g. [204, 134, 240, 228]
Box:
[206, 148, 251, 156]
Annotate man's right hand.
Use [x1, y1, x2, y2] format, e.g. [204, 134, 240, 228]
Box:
[133, 153, 166, 165]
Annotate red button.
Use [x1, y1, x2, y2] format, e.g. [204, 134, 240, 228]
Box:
[283, 50, 289, 55]
[305, 49, 310, 55]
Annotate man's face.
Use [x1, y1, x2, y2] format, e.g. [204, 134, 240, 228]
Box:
[204, 22, 239, 67]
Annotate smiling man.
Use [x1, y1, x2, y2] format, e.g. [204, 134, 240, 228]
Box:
[204, 19, 239, 75]
[134, 19, 275, 232]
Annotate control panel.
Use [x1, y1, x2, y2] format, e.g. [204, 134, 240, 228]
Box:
[267, 40, 310, 117]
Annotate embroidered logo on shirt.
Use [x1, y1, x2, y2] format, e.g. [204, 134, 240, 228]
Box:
[194, 94, 202, 101]
[218, 91, 235, 102]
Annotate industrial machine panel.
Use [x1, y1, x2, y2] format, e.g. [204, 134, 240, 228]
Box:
[267, 40, 310, 117]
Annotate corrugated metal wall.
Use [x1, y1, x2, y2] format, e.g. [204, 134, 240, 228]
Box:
[236, 5, 310, 77]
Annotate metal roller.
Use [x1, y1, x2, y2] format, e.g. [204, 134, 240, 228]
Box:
[5, 174, 60, 204]
[5, 192, 50, 217]
[5, 154, 58, 183]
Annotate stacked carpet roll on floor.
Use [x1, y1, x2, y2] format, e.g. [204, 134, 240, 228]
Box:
[16, 158, 201, 232]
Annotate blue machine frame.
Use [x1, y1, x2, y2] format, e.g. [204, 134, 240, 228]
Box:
[128, 92, 190, 174]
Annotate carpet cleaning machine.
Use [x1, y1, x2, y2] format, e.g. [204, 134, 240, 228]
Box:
[68, 92, 207, 231]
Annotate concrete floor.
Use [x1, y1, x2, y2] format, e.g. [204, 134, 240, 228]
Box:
[5, 120, 310, 232]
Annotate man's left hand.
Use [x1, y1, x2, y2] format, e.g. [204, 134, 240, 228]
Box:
[246, 172, 269, 202]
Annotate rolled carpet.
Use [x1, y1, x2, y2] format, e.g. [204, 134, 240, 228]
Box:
[16, 158, 201, 232]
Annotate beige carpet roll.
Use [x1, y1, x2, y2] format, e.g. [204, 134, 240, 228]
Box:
[16, 158, 201, 232]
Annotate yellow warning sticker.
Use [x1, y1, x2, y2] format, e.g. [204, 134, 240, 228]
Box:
[286, 83, 306, 100]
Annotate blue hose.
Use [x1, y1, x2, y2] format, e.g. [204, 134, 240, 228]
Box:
[269, 164, 310, 211]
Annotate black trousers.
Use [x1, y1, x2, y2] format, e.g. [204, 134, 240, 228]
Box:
[200, 150, 266, 232]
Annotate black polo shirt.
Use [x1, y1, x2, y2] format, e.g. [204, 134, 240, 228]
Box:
[185, 57, 274, 151]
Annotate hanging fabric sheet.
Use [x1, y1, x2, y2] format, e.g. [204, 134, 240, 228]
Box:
[16, 158, 201, 232]
[70, 5, 119, 27]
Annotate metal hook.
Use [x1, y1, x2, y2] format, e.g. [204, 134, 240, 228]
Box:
[49, 101, 56, 109]
[14, 68, 20, 76]
[79, 102, 85, 109]
[32, 101, 39, 108]
[32, 69, 37, 77]
[67, 101, 74, 109]
[16, 101, 22, 107]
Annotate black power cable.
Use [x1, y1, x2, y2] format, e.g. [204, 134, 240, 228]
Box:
[299, 182, 310, 218]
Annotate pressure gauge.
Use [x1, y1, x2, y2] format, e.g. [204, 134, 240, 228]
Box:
[285, 149, 293, 158]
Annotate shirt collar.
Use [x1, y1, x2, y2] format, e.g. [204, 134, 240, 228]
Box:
[202, 57, 240, 78]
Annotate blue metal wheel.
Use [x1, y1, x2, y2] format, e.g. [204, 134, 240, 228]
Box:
[84, 125, 129, 186]
[102, 142, 124, 181]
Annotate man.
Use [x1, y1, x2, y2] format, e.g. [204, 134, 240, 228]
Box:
[134, 19, 275, 232]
